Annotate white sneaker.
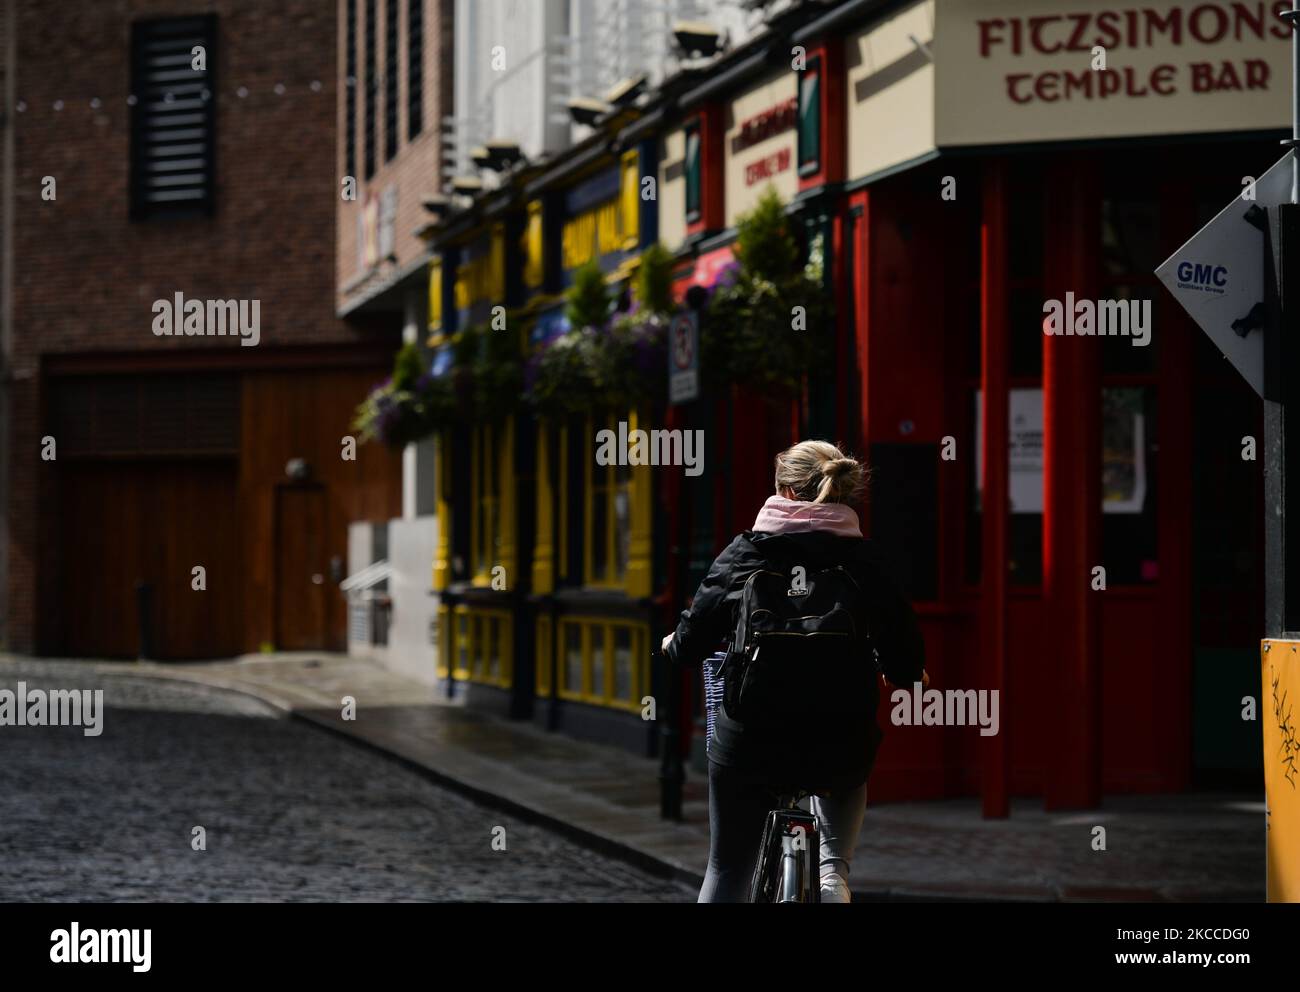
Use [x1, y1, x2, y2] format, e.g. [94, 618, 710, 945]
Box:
[820, 872, 851, 903]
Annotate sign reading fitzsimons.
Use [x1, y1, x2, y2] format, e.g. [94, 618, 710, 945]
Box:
[725, 72, 798, 227]
[934, 0, 1291, 146]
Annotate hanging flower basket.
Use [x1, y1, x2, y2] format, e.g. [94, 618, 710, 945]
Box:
[699, 188, 833, 398]
[526, 325, 608, 417]
[702, 271, 831, 397]
[353, 320, 523, 449]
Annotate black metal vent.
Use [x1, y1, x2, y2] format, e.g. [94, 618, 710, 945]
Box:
[129, 15, 217, 219]
[408, 0, 423, 140]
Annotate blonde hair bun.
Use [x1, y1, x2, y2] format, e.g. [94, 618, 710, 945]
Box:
[775, 440, 868, 505]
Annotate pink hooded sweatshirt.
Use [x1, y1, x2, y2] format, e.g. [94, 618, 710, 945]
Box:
[750, 494, 862, 538]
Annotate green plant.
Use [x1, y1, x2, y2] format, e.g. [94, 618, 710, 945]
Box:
[566, 259, 612, 330]
[352, 318, 524, 448]
[527, 327, 606, 416]
[700, 190, 832, 398]
[467, 319, 524, 416]
[393, 340, 424, 390]
[732, 186, 799, 283]
[635, 242, 675, 315]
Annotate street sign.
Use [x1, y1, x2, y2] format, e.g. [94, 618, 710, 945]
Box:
[668, 310, 699, 405]
[1155, 151, 1294, 399]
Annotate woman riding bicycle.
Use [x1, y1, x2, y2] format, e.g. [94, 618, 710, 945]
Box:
[661, 439, 927, 903]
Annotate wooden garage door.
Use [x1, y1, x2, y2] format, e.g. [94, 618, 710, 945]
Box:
[58, 459, 242, 660]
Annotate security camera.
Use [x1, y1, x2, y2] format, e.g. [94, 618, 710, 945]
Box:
[484, 140, 524, 170]
[605, 75, 647, 108]
[673, 20, 723, 58]
[421, 194, 452, 217]
[567, 96, 611, 127]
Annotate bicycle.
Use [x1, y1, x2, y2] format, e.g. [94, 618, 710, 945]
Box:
[749, 789, 821, 903]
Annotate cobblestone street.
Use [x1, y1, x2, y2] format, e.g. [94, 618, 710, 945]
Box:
[0, 662, 694, 902]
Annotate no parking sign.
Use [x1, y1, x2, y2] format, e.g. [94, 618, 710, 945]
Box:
[668, 310, 699, 405]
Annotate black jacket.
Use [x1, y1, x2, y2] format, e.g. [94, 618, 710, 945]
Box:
[667, 529, 926, 784]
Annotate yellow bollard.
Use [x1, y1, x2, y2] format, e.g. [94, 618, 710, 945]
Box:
[1263, 639, 1300, 902]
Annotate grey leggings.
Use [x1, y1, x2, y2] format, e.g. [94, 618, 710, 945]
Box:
[697, 759, 868, 902]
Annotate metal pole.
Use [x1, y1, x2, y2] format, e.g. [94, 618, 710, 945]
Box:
[1293, 0, 1299, 204]
[1272, 3, 1300, 637]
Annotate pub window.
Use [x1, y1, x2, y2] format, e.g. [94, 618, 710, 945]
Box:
[797, 56, 821, 176]
[535, 615, 553, 697]
[454, 608, 470, 679]
[471, 423, 507, 583]
[684, 122, 701, 225]
[458, 608, 511, 687]
[965, 167, 1162, 589]
[585, 415, 633, 588]
[563, 622, 584, 697]
[129, 15, 218, 219]
[408, 0, 424, 139]
[384, 0, 398, 161]
[557, 618, 648, 710]
[868, 444, 938, 601]
[364, 0, 377, 179]
[1098, 184, 1161, 584]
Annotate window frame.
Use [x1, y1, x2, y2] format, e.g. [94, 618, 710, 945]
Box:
[684, 121, 702, 226]
[384, 0, 398, 162]
[797, 55, 822, 177]
[556, 617, 648, 711]
[407, 0, 424, 140]
[583, 414, 634, 590]
[364, 0, 377, 179]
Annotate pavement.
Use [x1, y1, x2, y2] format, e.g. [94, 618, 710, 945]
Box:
[0, 652, 1266, 901]
[0, 660, 692, 902]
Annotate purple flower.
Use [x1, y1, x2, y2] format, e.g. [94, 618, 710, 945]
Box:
[522, 350, 543, 393]
[713, 260, 741, 289]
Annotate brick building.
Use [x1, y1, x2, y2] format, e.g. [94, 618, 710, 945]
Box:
[0, 0, 405, 658]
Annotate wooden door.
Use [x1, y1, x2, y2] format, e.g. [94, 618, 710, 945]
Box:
[58, 460, 242, 659]
[274, 484, 329, 650]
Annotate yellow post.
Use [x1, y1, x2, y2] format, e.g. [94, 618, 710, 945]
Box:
[532, 420, 555, 595]
[1263, 638, 1300, 902]
[432, 429, 452, 591]
[625, 406, 653, 599]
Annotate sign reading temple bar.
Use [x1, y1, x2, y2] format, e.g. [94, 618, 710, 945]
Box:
[933, 0, 1291, 146]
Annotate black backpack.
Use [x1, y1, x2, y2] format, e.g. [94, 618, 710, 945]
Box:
[718, 560, 881, 789]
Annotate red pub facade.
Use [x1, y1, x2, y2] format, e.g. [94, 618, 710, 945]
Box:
[655, 0, 1282, 809]
[423, 0, 1281, 813]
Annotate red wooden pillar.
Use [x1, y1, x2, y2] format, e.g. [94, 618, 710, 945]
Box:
[980, 161, 1011, 818]
[1043, 156, 1102, 810]
[853, 189, 872, 457]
